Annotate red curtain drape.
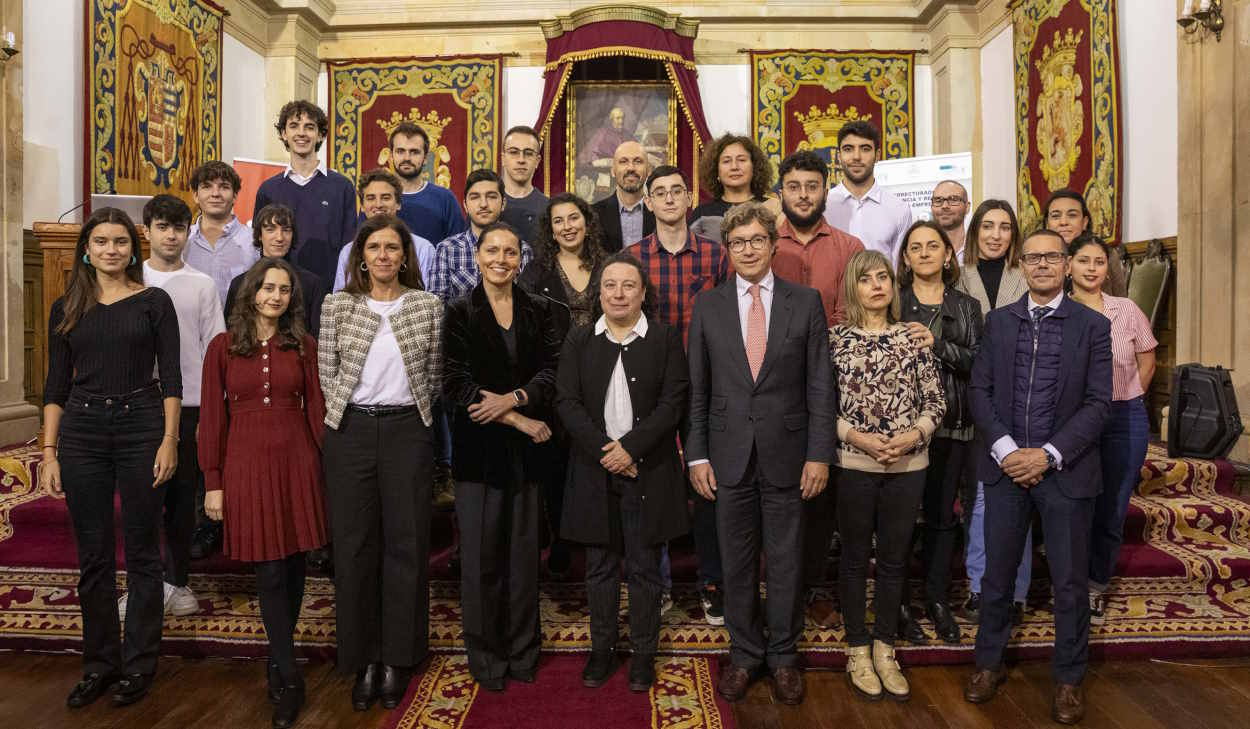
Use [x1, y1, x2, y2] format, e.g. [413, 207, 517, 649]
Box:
[532, 19, 713, 200]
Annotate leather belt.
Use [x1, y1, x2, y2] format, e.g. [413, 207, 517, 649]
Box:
[346, 403, 419, 417]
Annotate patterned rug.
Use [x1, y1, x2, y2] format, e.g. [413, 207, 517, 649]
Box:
[382, 654, 734, 729]
[2, 443, 1249, 666]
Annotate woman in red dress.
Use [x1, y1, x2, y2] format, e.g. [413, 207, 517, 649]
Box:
[199, 257, 327, 729]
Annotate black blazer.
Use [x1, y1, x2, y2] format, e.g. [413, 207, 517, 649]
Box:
[517, 259, 605, 342]
[224, 261, 326, 338]
[592, 193, 655, 253]
[443, 283, 562, 487]
[686, 275, 836, 487]
[556, 319, 690, 546]
[969, 293, 1112, 498]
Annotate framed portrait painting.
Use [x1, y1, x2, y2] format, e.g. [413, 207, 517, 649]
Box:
[566, 82, 677, 202]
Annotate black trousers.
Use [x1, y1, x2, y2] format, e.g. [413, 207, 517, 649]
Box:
[836, 468, 925, 647]
[801, 486, 837, 590]
[690, 488, 723, 587]
[975, 474, 1093, 685]
[921, 437, 968, 604]
[584, 478, 663, 656]
[162, 406, 200, 587]
[456, 479, 541, 682]
[255, 552, 307, 684]
[323, 408, 434, 673]
[59, 387, 165, 677]
[716, 449, 805, 670]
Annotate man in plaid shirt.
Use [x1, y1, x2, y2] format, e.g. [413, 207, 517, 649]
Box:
[626, 165, 732, 627]
[429, 168, 534, 303]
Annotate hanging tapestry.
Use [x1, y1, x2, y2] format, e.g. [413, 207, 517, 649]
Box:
[86, 0, 225, 208]
[326, 55, 503, 197]
[1012, 0, 1122, 243]
[751, 50, 915, 184]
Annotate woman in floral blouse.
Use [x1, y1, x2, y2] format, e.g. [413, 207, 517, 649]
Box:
[830, 249, 945, 703]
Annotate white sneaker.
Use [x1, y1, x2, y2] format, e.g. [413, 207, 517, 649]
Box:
[164, 583, 200, 616]
[660, 591, 674, 615]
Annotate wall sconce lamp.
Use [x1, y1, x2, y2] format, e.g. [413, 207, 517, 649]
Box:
[1178, 0, 1224, 42]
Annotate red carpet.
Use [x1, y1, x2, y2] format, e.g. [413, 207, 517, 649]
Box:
[2, 443, 1250, 668]
[383, 654, 734, 729]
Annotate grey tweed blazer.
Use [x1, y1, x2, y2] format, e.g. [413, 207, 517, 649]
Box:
[318, 289, 444, 429]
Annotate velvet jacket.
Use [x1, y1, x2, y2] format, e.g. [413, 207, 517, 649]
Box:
[443, 283, 561, 487]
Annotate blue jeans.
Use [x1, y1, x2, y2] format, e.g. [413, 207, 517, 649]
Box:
[1088, 397, 1150, 591]
[966, 481, 1032, 602]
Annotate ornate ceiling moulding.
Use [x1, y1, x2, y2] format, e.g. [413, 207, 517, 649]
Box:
[539, 4, 699, 41]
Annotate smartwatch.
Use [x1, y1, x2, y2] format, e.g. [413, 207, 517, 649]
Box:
[1045, 450, 1057, 472]
[512, 389, 525, 405]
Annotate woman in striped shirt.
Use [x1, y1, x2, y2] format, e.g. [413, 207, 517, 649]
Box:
[1067, 234, 1157, 625]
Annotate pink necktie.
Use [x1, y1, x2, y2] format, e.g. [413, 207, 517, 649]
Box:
[747, 284, 765, 381]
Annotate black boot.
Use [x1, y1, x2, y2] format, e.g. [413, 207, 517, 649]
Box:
[896, 604, 927, 644]
[352, 663, 381, 711]
[267, 662, 282, 705]
[273, 679, 305, 729]
[380, 665, 412, 709]
[582, 651, 616, 688]
[926, 600, 962, 644]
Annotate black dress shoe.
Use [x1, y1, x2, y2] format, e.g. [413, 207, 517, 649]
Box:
[478, 676, 506, 692]
[267, 662, 282, 705]
[897, 604, 927, 644]
[111, 673, 152, 706]
[628, 655, 655, 693]
[307, 545, 334, 576]
[189, 523, 221, 560]
[379, 665, 412, 709]
[582, 651, 616, 688]
[272, 680, 305, 729]
[66, 672, 121, 709]
[352, 663, 381, 711]
[926, 601, 962, 644]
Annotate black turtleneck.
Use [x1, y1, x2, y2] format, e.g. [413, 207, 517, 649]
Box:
[977, 255, 1007, 308]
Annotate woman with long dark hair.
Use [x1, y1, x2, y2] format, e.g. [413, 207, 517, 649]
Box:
[1045, 188, 1126, 296]
[956, 199, 1033, 626]
[41, 207, 182, 709]
[518, 193, 607, 578]
[1067, 235, 1156, 625]
[320, 214, 443, 712]
[445, 221, 560, 691]
[199, 257, 327, 728]
[223, 204, 327, 337]
[896, 221, 983, 645]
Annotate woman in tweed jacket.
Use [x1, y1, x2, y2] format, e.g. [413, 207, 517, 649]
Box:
[318, 214, 443, 711]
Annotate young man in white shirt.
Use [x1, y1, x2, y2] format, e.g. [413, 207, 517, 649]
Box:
[823, 120, 913, 267]
[129, 195, 226, 616]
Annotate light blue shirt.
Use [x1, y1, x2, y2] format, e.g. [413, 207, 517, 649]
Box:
[184, 215, 259, 306]
[333, 232, 436, 292]
[823, 181, 913, 268]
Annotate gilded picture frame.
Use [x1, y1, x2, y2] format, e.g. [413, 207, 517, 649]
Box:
[566, 81, 677, 203]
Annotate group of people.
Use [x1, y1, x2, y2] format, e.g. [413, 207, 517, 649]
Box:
[38, 99, 1158, 728]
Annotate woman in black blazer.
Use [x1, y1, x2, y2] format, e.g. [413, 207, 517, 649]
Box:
[443, 221, 561, 692]
[555, 253, 689, 693]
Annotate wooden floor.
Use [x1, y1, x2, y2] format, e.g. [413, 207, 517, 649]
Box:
[1, 652, 1248, 729]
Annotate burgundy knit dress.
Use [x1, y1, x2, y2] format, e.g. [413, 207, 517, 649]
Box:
[198, 332, 328, 562]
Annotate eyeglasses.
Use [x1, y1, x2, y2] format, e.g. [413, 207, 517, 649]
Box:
[782, 181, 825, 195]
[931, 195, 966, 207]
[727, 235, 770, 252]
[648, 187, 688, 200]
[1020, 252, 1066, 265]
[504, 147, 538, 159]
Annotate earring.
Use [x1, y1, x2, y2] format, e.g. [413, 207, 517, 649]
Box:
[81, 253, 90, 265]
[360, 261, 368, 272]
[130, 255, 137, 265]
[943, 259, 951, 269]
[400, 262, 408, 272]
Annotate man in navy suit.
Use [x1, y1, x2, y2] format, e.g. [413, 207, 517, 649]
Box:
[963, 229, 1112, 725]
[686, 201, 834, 706]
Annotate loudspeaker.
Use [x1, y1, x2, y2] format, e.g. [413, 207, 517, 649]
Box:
[1168, 363, 1243, 459]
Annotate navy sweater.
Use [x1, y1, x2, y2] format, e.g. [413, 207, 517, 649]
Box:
[254, 170, 358, 286]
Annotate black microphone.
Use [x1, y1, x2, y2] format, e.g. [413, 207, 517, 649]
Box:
[57, 201, 87, 223]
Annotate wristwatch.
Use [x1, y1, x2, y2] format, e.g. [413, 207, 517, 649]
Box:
[1045, 450, 1057, 472]
[512, 388, 525, 405]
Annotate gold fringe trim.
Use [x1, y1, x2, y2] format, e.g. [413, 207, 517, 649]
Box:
[538, 63, 575, 141]
[664, 61, 704, 152]
[544, 47, 696, 73]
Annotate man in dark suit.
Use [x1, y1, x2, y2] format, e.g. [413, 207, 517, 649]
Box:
[556, 252, 690, 693]
[686, 201, 834, 706]
[964, 228, 1112, 725]
[592, 141, 656, 252]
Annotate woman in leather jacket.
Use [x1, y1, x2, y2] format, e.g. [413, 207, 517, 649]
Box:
[896, 220, 983, 645]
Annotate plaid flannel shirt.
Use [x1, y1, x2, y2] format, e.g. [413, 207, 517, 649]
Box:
[428, 229, 534, 303]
